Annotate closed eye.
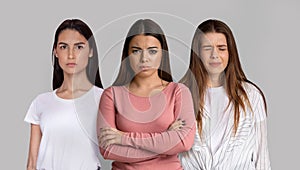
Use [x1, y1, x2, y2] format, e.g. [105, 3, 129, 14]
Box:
[217, 45, 227, 51]
[202, 46, 212, 51]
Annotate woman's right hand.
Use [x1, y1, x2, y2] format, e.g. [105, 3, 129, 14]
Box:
[168, 119, 185, 131]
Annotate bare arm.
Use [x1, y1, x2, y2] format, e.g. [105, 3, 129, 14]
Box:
[26, 124, 41, 170]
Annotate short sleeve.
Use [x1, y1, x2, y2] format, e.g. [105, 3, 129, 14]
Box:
[24, 97, 40, 125]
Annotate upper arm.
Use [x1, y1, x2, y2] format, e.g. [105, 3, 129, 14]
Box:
[97, 87, 116, 131]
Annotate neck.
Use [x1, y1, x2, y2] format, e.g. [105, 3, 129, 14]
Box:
[60, 71, 92, 91]
[131, 73, 164, 88]
[208, 73, 225, 87]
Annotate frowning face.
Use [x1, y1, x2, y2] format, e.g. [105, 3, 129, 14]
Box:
[200, 32, 229, 78]
[128, 35, 162, 78]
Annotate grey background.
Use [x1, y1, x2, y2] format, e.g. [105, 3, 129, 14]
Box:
[0, 0, 299, 169]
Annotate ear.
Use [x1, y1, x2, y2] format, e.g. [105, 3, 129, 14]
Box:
[53, 49, 58, 58]
[89, 48, 93, 58]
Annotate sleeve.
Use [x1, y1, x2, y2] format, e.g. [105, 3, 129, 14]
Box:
[97, 87, 165, 163]
[120, 84, 196, 155]
[24, 97, 40, 125]
[179, 127, 208, 169]
[252, 91, 271, 170]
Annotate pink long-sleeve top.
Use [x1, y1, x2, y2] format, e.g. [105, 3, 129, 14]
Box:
[97, 82, 196, 170]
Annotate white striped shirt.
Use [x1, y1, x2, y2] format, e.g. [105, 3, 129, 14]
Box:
[179, 83, 271, 170]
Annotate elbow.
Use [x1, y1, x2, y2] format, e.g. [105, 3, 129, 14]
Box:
[182, 125, 196, 151]
[100, 147, 111, 160]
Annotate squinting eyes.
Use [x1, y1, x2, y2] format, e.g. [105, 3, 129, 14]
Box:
[203, 47, 212, 51]
[202, 47, 227, 51]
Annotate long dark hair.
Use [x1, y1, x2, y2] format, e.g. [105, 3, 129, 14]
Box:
[113, 19, 173, 86]
[180, 19, 267, 136]
[52, 19, 103, 90]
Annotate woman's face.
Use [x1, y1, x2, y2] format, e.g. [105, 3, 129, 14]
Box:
[54, 29, 92, 75]
[128, 35, 162, 78]
[200, 32, 229, 78]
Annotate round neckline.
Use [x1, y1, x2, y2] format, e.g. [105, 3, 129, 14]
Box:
[207, 86, 225, 93]
[122, 82, 173, 98]
[53, 86, 95, 102]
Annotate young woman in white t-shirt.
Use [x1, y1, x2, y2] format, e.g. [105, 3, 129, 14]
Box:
[178, 19, 271, 169]
[25, 19, 104, 170]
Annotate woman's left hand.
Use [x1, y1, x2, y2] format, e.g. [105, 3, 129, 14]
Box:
[98, 127, 124, 148]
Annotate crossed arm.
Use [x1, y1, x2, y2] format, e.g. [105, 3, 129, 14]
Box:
[97, 86, 196, 163]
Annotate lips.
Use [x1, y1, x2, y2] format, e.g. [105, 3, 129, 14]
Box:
[209, 62, 221, 67]
[139, 65, 151, 71]
[66, 63, 77, 67]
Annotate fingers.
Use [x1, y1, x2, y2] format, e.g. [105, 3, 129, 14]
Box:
[168, 119, 186, 131]
[98, 127, 123, 148]
[100, 135, 118, 148]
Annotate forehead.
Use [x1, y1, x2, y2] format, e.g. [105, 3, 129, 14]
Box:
[201, 32, 227, 45]
[58, 29, 87, 43]
[129, 35, 161, 47]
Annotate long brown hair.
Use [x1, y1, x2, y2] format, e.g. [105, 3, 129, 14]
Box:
[180, 19, 267, 137]
[113, 19, 173, 86]
[52, 19, 103, 90]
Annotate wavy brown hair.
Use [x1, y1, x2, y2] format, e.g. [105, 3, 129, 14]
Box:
[113, 19, 173, 86]
[180, 19, 267, 137]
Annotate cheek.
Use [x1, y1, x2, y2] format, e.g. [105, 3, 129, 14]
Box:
[200, 54, 209, 65]
[129, 57, 139, 70]
[153, 53, 162, 67]
[221, 54, 229, 67]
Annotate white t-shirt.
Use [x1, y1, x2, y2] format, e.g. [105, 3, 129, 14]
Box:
[205, 86, 229, 154]
[24, 86, 103, 170]
[180, 83, 271, 170]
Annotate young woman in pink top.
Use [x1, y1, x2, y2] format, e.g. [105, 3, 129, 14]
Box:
[97, 19, 196, 170]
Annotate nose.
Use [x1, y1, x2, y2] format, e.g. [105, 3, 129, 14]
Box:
[68, 48, 75, 59]
[140, 50, 149, 63]
[210, 47, 218, 59]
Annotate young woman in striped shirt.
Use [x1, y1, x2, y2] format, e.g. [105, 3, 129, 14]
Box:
[179, 19, 271, 170]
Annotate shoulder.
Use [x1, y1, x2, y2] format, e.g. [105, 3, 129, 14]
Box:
[101, 85, 125, 99]
[242, 82, 267, 121]
[33, 91, 54, 102]
[93, 86, 104, 95]
[170, 82, 190, 92]
[103, 86, 124, 93]
[242, 82, 264, 98]
[165, 82, 192, 97]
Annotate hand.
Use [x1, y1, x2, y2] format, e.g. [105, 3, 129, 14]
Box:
[168, 119, 185, 131]
[98, 127, 124, 148]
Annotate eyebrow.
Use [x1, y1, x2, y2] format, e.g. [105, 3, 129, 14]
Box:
[58, 42, 86, 46]
[202, 44, 227, 47]
[131, 46, 158, 49]
[202, 45, 213, 47]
